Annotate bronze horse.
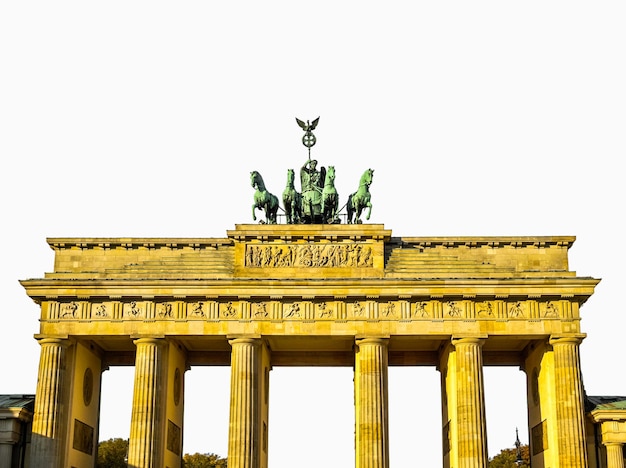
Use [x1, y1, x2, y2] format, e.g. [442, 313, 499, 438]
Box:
[347, 169, 374, 224]
[251, 170, 279, 224]
[321, 165, 339, 224]
[282, 169, 302, 224]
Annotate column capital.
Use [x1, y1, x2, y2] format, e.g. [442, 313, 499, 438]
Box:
[35, 337, 70, 347]
[549, 334, 586, 346]
[451, 335, 486, 347]
[132, 336, 165, 346]
[228, 335, 262, 346]
[355, 336, 389, 347]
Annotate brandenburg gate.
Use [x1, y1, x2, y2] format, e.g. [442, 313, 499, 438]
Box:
[20, 224, 599, 467]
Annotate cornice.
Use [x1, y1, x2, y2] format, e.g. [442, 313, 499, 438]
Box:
[20, 276, 600, 301]
[47, 238, 233, 250]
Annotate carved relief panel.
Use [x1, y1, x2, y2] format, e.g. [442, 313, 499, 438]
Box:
[245, 242, 374, 268]
[43, 298, 566, 323]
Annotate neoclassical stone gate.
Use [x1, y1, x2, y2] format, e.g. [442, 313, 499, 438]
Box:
[20, 224, 599, 467]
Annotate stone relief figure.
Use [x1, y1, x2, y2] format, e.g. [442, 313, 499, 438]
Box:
[127, 301, 142, 317]
[254, 302, 268, 318]
[245, 243, 373, 268]
[317, 302, 333, 318]
[191, 302, 205, 317]
[508, 302, 524, 318]
[544, 301, 559, 317]
[382, 302, 396, 317]
[222, 302, 237, 318]
[415, 302, 428, 317]
[447, 301, 461, 317]
[477, 302, 493, 317]
[352, 301, 365, 317]
[95, 304, 107, 317]
[61, 301, 78, 317]
[285, 303, 301, 318]
[159, 303, 173, 318]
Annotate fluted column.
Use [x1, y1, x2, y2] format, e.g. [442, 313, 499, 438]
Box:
[355, 337, 389, 468]
[30, 337, 69, 467]
[605, 442, 625, 468]
[0, 443, 13, 466]
[228, 337, 262, 468]
[128, 337, 165, 468]
[451, 337, 488, 468]
[549, 336, 587, 467]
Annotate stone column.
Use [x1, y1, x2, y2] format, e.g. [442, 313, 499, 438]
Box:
[228, 337, 262, 468]
[605, 442, 625, 468]
[549, 336, 587, 467]
[355, 337, 389, 468]
[30, 337, 69, 467]
[128, 337, 165, 468]
[0, 443, 13, 467]
[451, 337, 488, 468]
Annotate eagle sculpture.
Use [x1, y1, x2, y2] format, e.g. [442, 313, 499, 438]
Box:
[296, 117, 320, 132]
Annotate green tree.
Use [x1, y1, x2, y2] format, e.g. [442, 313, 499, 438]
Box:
[183, 452, 227, 468]
[96, 438, 128, 468]
[488, 444, 530, 468]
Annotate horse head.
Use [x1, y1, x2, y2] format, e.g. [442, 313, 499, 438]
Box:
[286, 168, 295, 187]
[325, 166, 335, 185]
[360, 168, 374, 187]
[251, 171, 263, 190]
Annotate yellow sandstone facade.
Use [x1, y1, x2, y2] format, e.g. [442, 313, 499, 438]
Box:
[20, 224, 608, 467]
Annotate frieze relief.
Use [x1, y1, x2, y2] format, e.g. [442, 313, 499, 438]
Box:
[317, 302, 334, 319]
[158, 303, 173, 318]
[61, 301, 79, 318]
[351, 301, 366, 318]
[45, 298, 565, 321]
[94, 304, 108, 317]
[124, 301, 144, 319]
[476, 302, 494, 318]
[446, 301, 462, 318]
[245, 242, 373, 268]
[414, 301, 429, 318]
[221, 301, 239, 319]
[253, 302, 269, 318]
[508, 301, 525, 318]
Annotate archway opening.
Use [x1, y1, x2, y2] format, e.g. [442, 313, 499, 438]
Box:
[484, 366, 529, 459]
[269, 367, 355, 468]
[389, 366, 442, 466]
[98, 366, 133, 442]
[183, 366, 230, 458]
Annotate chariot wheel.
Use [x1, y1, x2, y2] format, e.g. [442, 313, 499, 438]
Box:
[302, 133, 316, 148]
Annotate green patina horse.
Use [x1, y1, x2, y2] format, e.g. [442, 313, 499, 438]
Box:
[321, 165, 339, 224]
[347, 168, 374, 224]
[282, 168, 302, 224]
[251, 170, 279, 224]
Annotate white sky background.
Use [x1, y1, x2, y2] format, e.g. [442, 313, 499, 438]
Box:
[1, 1, 625, 466]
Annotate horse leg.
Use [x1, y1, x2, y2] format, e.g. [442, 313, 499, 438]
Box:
[266, 204, 273, 224]
[285, 201, 291, 224]
[366, 202, 372, 220]
[346, 195, 353, 224]
[252, 204, 257, 221]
